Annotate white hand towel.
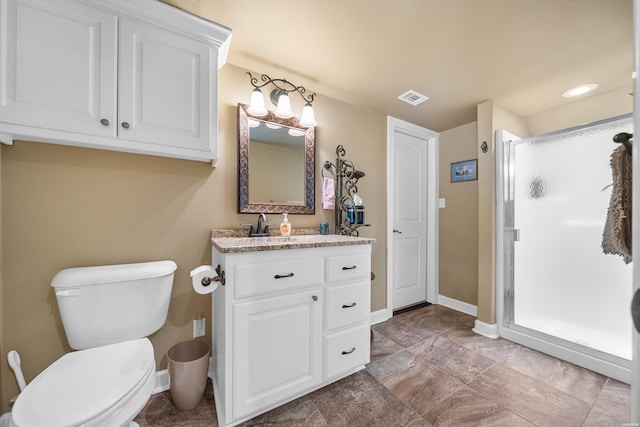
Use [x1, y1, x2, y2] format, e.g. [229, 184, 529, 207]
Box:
[322, 177, 335, 210]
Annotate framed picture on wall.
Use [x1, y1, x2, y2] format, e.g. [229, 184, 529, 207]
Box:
[451, 159, 477, 182]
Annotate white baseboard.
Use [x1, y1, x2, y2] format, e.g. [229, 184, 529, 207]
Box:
[472, 319, 499, 339]
[437, 295, 477, 317]
[154, 369, 170, 394]
[370, 308, 390, 325]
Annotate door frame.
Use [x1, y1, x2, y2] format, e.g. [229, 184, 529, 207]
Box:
[386, 116, 439, 318]
[631, 0, 639, 420]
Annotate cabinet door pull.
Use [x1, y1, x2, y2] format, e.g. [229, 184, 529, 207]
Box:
[100, 118, 109, 126]
[341, 347, 356, 355]
[274, 272, 294, 279]
[342, 302, 357, 308]
[342, 265, 357, 270]
[312, 295, 318, 302]
[121, 122, 130, 129]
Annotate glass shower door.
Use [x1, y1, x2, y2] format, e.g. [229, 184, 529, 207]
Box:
[504, 116, 633, 364]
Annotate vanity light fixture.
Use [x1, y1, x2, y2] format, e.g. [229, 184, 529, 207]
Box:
[246, 72, 317, 127]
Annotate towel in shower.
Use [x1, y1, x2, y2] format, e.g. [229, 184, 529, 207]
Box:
[602, 145, 632, 264]
[322, 177, 335, 210]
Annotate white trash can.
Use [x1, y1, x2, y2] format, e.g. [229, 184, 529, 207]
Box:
[167, 340, 210, 411]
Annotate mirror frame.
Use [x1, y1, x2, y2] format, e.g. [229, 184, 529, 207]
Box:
[238, 103, 316, 214]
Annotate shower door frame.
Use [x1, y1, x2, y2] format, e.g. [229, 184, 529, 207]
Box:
[496, 115, 633, 384]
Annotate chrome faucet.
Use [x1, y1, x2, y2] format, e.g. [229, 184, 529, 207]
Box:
[241, 213, 271, 237]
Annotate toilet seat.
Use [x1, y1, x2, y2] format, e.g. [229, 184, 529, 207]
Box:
[11, 338, 155, 427]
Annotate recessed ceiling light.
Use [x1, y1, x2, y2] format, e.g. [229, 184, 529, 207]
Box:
[562, 83, 598, 98]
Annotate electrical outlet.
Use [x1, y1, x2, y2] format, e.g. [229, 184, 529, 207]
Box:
[193, 317, 205, 338]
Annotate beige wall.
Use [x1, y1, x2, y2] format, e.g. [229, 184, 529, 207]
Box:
[0, 63, 387, 411]
[524, 87, 633, 136]
[438, 122, 478, 305]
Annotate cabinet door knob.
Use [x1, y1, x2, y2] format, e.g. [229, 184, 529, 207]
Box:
[100, 118, 109, 126]
[121, 122, 130, 129]
[341, 347, 356, 355]
[312, 295, 318, 301]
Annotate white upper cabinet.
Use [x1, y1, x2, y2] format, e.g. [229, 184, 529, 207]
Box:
[0, 0, 118, 137]
[0, 0, 231, 163]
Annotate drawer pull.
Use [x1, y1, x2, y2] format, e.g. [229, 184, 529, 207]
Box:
[274, 272, 294, 279]
[342, 265, 357, 270]
[342, 302, 357, 308]
[341, 347, 356, 355]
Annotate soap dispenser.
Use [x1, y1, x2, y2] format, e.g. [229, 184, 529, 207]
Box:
[280, 213, 292, 237]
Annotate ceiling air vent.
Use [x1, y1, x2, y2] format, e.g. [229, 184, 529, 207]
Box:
[397, 90, 429, 106]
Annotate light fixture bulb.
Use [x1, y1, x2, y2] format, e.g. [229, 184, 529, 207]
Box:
[248, 119, 261, 128]
[274, 93, 294, 119]
[561, 83, 598, 98]
[288, 128, 306, 137]
[299, 103, 317, 127]
[247, 88, 268, 116]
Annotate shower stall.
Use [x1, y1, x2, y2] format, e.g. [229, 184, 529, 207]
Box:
[497, 115, 633, 383]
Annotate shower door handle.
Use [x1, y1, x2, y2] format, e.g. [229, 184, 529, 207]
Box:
[506, 228, 520, 241]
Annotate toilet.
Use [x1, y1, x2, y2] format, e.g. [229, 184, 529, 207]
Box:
[10, 260, 177, 427]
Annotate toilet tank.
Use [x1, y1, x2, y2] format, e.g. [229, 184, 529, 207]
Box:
[51, 260, 177, 350]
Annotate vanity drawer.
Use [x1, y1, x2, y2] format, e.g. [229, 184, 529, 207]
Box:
[235, 258, 323, 298]
[325, 323, 370, 379]
[325, 281, 370, 332]
[325, 254, 370, 284]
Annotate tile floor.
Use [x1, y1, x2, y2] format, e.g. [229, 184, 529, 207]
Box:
[134, 305, 631, 426]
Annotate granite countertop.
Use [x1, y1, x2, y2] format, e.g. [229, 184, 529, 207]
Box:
[210, 229, 375, 253]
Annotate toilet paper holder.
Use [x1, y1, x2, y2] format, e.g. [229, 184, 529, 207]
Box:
[201, 265, 225, 287]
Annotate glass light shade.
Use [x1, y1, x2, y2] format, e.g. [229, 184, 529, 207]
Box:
[299, 103, 317, 127]
[288, 128, 306, 137]
[274, 93, 294, 119]
[247, 88, 268, 116]
[248, 119, 261, 128]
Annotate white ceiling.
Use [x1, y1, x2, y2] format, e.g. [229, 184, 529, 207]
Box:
[163, 0, 633, 132]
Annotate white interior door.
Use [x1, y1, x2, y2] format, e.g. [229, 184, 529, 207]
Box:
[387, 117, 439, 313]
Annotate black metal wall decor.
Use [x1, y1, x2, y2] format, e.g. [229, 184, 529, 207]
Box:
[324, 145, 367, 236]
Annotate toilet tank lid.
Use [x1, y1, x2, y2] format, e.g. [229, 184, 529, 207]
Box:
[51, 260, 177, 288]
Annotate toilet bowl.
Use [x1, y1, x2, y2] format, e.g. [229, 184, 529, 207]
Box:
[9, 260, 177, 427]
[11, 339, 155, 427]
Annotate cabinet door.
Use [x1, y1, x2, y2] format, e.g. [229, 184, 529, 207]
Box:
[233, 289, 322, 419]
[118, 19, 215, 157]
[0, 0, 117, 136]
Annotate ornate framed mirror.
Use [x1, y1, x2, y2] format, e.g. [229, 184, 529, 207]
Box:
[238, 103, 315, 214]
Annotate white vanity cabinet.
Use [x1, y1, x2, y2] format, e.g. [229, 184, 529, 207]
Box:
[0, 0, 231, 163]
[211, 241, 372, 427]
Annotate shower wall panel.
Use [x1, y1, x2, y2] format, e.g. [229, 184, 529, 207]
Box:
[511, 118, 633, 360]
